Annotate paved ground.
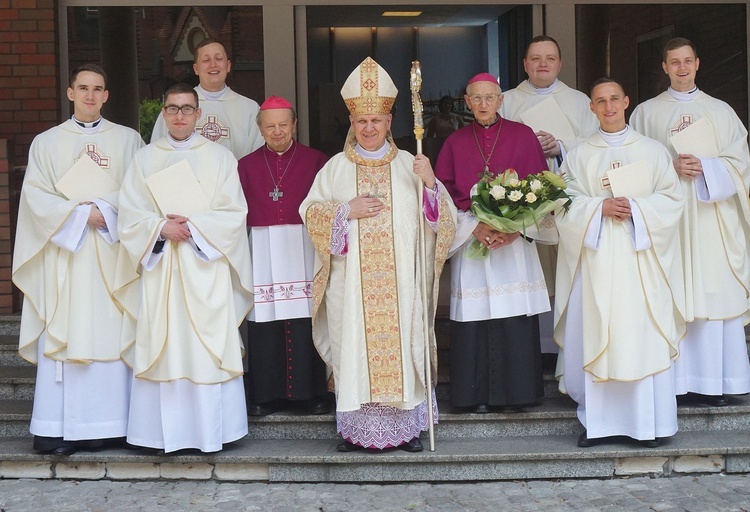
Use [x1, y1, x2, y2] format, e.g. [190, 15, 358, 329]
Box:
[0, 474, 749, 511]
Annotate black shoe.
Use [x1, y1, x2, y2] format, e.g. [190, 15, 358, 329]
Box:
[577, 431, 599, 448]
[472, 403, 490, 414]
[640, 438, 660, 448]
[336, 441, 361, 452]
[305, 398, 332, 415]
[248, 403, 275, 416]
[704, 395, 728, 407]
[399, 438, 423, 452]
[51, 445, 76, 456]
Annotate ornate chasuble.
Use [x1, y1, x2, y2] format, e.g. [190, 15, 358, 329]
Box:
[301, 132, 457, 410]
[354, 155, 404, 402]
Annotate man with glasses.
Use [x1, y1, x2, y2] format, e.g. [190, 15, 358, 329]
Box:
[435, 73, 549, 414]
[13, 63, 143, 455]
[151, 38, 264, 160]
[116, 82, 254, 453]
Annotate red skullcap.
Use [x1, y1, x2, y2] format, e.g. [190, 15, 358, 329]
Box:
[260, 96, 293, 110]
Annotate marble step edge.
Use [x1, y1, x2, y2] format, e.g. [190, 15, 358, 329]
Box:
[3, 430, 750, 463]
[2, 396, 750, 422]
[2, 395, 749, 416]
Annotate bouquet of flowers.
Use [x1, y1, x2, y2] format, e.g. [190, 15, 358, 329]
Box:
[467, 169, 571, 259]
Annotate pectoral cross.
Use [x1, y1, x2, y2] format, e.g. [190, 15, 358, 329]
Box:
[269, 187, 283, 201]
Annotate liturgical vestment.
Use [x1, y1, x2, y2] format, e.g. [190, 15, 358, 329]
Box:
[499, 79, 598, 173]
[151, 85, 263, 160]
[499, 79, 599, 353]
[238, 141, 329, 404]
[300, 134, 456, 448]
[555, 128, 686, 440]
[631, 88, 750, 397]
[13, 118, 143, 444]
[116, 133, 254, 453]
[435, 119, 549, 408]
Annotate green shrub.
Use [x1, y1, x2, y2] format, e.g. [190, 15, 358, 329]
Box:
[139, 98, 163, 144]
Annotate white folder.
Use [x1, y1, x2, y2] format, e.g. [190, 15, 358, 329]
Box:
[56, 153, 119, 202]
[519, 96, 576, 141]
[145, 159, 211, 216]
[606, 160, 652, 198]
[669, 117, 720, 158]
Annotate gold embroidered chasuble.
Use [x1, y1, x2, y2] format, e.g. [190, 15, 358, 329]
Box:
[301, 133, 456, 411]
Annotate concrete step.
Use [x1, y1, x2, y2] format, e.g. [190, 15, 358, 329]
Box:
[0, 334, 28, 367]
[0, 366, 34, 401]
[4, 395, 750, 440]
[0, 430, 748, 482]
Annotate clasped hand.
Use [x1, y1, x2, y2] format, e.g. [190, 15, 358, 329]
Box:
[81, 201, 106, 229]
[472, 222, 520, 250]
[160, 214, 191, 242]
[674, 153, 703, 180]
[602, 197, 631, 221]
[536, 130, 561, 158]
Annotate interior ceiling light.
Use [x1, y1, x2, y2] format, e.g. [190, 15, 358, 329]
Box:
[382, 11, 422, 17]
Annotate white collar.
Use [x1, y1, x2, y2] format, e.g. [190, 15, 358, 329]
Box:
[528, 79, 559, 95]
[598, 125, 629, 147]
[197, 84, 228, 101]
[167, 131, 196, 149]
[668, 86, 699, 102]
[355, 142, 389, 160]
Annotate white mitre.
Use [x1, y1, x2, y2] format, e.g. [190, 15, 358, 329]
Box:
[340, 57, 398, 115]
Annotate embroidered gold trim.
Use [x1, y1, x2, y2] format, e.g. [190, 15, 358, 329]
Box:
[357, 161, 403, 402]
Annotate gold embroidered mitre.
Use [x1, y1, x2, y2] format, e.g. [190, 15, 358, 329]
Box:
[340, 57, 398, 115]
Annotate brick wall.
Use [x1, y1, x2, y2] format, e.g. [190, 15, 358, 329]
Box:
[0, 0, 60, 166]
[0, 0, 59, 312]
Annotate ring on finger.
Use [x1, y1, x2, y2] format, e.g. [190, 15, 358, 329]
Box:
[485, 236, 491, 242]
[368, 207, 373, 213]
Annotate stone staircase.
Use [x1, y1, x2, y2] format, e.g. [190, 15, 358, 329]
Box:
[2, 316, 750, 482]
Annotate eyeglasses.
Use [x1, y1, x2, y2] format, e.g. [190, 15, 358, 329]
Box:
[468, 94, 500, 104]
[164, 105, 197, 116]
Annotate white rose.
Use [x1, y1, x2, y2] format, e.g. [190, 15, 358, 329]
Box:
[489, 185, 506, 200]
[526, 192, 537, 203]
[530, 179, 543, 192]
[509, 190, 523, 202]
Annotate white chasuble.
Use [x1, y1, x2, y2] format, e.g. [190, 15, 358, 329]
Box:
[151, 87, 263, 160]
[555, 131, 686, 384]
[13, 119, 143, 364]
[300, 134, 456, 412]
[631, 91, 750, 323]
[116, 135, 254, 384]
[499, 80, 599, 172]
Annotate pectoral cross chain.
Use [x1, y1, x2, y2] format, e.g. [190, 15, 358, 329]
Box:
[269, 187, 283, 201]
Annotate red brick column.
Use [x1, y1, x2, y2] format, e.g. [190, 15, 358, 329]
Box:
[0, 0, 59, 312]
